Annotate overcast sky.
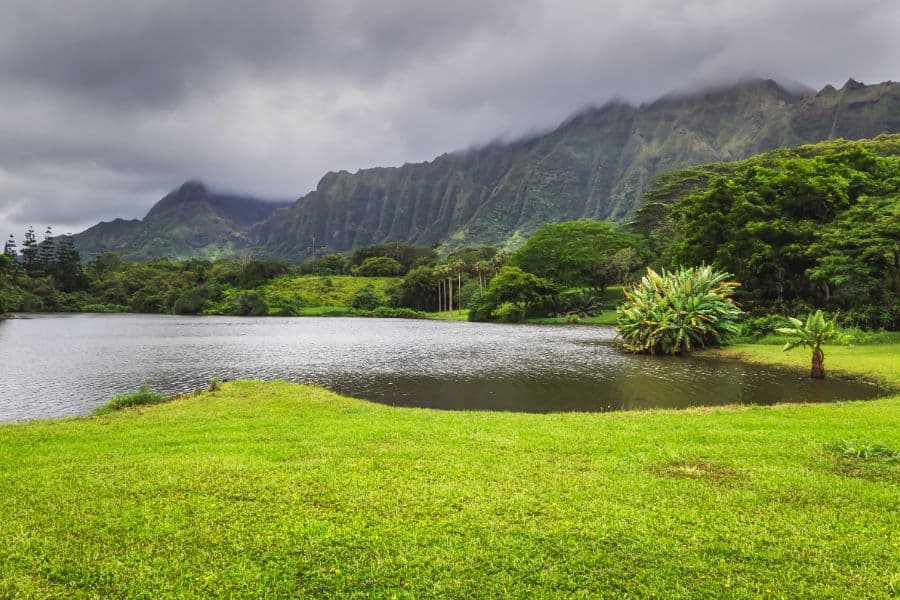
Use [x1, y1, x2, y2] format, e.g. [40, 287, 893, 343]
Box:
[1, 0, 897, 239]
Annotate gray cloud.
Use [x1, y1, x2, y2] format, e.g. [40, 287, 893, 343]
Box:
[1, 0, 897, 238]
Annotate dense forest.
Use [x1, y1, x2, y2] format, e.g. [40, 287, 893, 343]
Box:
[632, 135, 899, 329]
[2, 136, 897, 330]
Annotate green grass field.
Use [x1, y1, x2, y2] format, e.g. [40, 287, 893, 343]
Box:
[1, 346, 898, 597]
[525, 310, 618, 325]
[709, 343, 900, 388]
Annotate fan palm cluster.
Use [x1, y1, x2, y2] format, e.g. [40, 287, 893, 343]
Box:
[617, 266, 742, 355]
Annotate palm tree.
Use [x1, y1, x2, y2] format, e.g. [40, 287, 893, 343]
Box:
[776, 310, 843, 379]
[474, 260, 491, 291]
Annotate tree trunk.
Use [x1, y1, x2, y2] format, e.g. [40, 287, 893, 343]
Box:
[811, 348, 825, 379]
[448, 278, 453, 313]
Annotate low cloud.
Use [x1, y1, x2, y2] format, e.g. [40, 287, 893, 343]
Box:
[0, 0, 897, 238]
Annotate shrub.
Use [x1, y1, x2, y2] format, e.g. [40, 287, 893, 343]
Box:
[95, 384, 167, 415]
[349, 285, 383, 311]
[739, 314, 792, 341]
[456, 279, 481, 309]
[495, 302, 526, 323]
[467, 290, 494, 322]
[173, 288, 207, 315]
[616, 266, 742, 355]
[554, 289, 604, 317]
[366, 306, 427, 319]
[224, 291, 269, 316]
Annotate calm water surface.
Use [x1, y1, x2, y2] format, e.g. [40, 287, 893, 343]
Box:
[0, 313, 887, 422]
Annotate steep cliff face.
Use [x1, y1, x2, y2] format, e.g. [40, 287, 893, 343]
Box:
[254, 78, 899, 257]
[74, 182, 289, 260]
[72, 78, 899, 261]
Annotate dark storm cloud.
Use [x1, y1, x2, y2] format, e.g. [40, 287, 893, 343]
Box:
[0, 0, 897, 237]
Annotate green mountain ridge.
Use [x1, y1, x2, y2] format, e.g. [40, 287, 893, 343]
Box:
[74, 78, 899, 261]
[74, 181, 290, 260]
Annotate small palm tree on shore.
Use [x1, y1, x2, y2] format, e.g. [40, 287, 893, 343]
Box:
[776, 310, 842, 379]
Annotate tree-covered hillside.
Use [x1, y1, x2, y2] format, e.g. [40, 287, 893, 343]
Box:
[72, 182, 290, 261]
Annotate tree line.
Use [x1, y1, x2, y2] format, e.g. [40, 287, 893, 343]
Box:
[2, 136, 896, 329]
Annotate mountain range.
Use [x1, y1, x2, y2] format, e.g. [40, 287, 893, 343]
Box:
[72, 78, 900, 261]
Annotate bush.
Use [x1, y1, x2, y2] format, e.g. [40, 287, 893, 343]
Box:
[393, 266, 439, 311]
[353, 256, 405, 277]
[470, 266, 557, 321]
[365, 306, 427, 319]
[349, 285, 383, 311]
[617, 266, 742, 355]
[227, 291, 269, 316]
[173, 288, 207, 315]
[495, 302, 526, 323]
[456, 279, 481, 309]
[95, 384, 167, 415]
[467, 290, 494, 322]
[80, 303, 126, 313]
[739, 314, 792, 341]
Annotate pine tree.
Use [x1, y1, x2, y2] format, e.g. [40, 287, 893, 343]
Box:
[55, 234, 87, 291]
[3, 234, 16, 260]
[20, 227, 38, 272]
[37, 226, 56, 271]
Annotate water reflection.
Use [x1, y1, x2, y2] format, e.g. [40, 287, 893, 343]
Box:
[0, 314, 887, 422]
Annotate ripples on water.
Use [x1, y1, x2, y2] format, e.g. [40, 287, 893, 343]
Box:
[0, 314, 886, 422]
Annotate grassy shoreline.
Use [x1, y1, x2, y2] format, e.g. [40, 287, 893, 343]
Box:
[706, 343, 900, 389]
[2, 342, 899, 597]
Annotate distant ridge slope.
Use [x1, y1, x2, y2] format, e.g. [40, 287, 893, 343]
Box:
[71, 78, 899, 261]
[252, 78, 899, 257]
[73, 181, 290, 260]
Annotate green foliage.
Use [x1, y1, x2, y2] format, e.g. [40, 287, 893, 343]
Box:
[262, 275, 400, 314]
[494, 302, 526, 323]
[350, 243, 436, 271]
[364, 306, 428, 319]
[616, 266, 742, 355]
[317, 254, 346, 274]
[776, 310, 845, 378]
[776, 311, 844, 352]
[455, 279, 481, 309]
[552, 289, 605, 318]
[173, 288, 207, 315]
[468, 266, 556, 322]
[466, 290, 494, 322]
[349, 285, 383, 311]
[221, 291, 269, 316]
[637, 137, 900, 327]
[832, 440, 900, 463]
[352, 256, 405, 277]
[392, 266, 439, 311]
[94, 384, 167, 415]
[739, 315, 793, 341]
[512, 220, 645, 291]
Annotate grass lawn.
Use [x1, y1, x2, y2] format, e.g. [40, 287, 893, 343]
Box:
[526, 310, 618, 325]
[1, 350, 898, 597]
[708, 343, 900, 388]
[422, 309, 469, 321]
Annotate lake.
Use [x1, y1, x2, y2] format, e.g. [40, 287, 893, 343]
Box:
[0, 313, 886, 422]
